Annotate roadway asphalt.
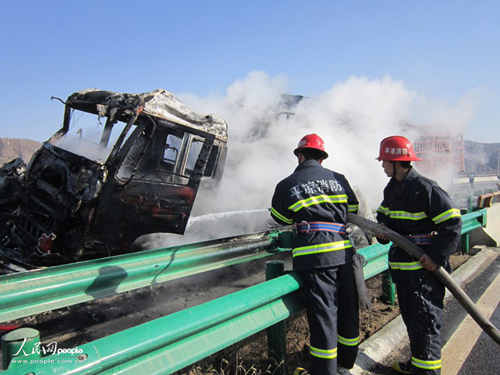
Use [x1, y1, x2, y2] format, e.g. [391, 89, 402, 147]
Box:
[349, 247, 500, 375]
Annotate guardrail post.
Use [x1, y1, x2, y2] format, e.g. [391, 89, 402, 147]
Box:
[479, 208, 488, 227]
[461, 232, 471, 255]
[265, 260, 287, 375]
[382, 271, 396, 305]
[1, 328, 40, 370]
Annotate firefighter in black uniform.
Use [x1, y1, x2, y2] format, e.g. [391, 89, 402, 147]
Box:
[271, 134, 360, 375]
[375, 136, 462, 374]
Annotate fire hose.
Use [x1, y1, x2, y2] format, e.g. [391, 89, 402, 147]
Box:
[347, 213, 500, 345]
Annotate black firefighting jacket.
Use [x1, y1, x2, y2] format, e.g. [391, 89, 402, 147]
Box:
[271, 160, 359, 271]
[376, 167, 462, 269]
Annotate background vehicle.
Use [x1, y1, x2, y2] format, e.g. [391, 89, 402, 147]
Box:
[0, 89, 228, 268]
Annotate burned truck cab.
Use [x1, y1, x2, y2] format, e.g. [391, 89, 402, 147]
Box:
[2, 89, 227, 266]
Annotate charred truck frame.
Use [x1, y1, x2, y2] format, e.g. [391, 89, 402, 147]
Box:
[0, 89, 228, 269]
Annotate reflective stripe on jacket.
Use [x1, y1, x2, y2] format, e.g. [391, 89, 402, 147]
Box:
[271, 160, 359, 270]
[376, 168, 462, 267]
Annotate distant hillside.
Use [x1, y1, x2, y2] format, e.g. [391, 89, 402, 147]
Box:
[0, 138, 41, 165]
[464, 140, 500, 174]
[1, 137, 499, 175]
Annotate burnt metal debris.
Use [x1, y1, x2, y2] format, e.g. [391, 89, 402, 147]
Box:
[0, 89, 228, 270]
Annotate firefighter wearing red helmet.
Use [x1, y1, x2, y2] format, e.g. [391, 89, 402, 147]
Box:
[376, 136, 462, 374]
[293, 133, 329, 160]
[271, 133, 360, 375]
[377, 135, 421, 162]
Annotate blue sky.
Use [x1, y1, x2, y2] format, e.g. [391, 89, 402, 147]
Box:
[1, 0, 499, 143]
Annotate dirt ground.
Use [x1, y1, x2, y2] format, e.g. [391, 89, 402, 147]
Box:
[179, 253, 471, 375]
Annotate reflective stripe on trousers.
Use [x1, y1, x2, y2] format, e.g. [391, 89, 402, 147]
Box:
[299, 263, 359, 375]
[338, 334, 361, 347]
[393, 269, 444, 375]
[411, 356, 442, 371]
[309, 345, 337, 359]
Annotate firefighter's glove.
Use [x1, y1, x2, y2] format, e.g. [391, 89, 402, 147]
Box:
[352, 253, 371, 310]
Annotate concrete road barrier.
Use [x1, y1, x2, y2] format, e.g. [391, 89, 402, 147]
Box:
[486, 202, 500, 238]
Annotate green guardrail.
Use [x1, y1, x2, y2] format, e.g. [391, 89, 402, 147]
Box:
[0, 208, 489, 374]
[460, 208, 488, 253]
[0, 230, 290, 323]
[1, 263, 301, 375]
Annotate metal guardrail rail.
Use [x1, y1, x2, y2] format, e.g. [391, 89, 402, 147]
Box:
[0, 209, 489, 374]
[0, 230, 289, 323]
[2, 272, 302, 375]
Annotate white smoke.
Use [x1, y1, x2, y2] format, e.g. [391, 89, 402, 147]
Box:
[293, 76, 415, 207]
[49, 71, 475, 218]
[409, 90, 479, 135]
[184, 73, 427, 215]
[137, 72, 477, 248]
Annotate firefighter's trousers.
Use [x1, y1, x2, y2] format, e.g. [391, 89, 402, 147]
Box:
[298, 263, 360, 375]
[391, 268, 445, 374]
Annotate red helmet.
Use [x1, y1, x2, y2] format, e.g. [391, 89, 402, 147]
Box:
[294, 133, 328, 159]
[377, 136, 421, 161]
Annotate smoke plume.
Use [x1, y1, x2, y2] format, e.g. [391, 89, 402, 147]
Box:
[184, 72, 473, 216]
[139, 72, 476, 248]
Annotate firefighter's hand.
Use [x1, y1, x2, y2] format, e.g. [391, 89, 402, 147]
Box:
[419, 254, 438, 271]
